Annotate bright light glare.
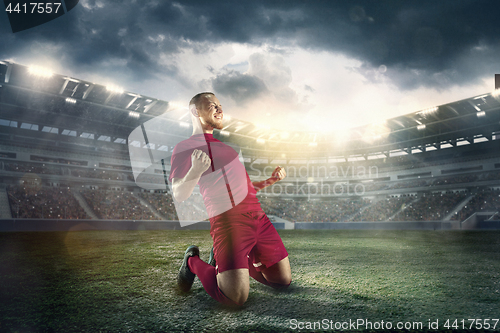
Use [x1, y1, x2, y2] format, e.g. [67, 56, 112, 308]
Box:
[418, 106, 438, 115]
[129, 111, 140, 119]
[361, 121, 390, 143]
[279, 131, 290, 139]
[417, 124, 426, 130]
[106, 85, 124, 94]
[28, 66, 53, 78]
[168, 101, 189, 111]
[254, 123, 271, 130]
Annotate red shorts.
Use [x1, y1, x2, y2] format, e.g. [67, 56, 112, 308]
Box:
[209, 210, 288, 274]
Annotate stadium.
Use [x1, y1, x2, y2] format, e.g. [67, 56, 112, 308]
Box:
[1, 61, 500, 332]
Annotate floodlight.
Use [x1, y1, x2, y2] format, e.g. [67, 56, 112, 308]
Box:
[167, 101, 188, 111]
[418, 106, 438, 116]
[179, 121, 190, 128]
[65, 97, 77, 104]
[28, 65, 53, 78]
[417, 124, 426, 131]
[256, 138, 266, 144]
[106, 84, 124, 94]
[493, 89, 500, 98]
[477, 111, 486, 118]
[219, 130, 230, 137]
[129, 111, 140, 119]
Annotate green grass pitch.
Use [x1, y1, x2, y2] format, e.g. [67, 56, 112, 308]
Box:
[1, 230, 499, 332]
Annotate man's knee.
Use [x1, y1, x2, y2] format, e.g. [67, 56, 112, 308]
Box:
[262, 257, 292, 287]
[217, 268, 250, 305]
[230, 287, 249, 305]
[268, 274, 292, 289]
[221, 284, 249, 305]
[276, 274, 292, 287]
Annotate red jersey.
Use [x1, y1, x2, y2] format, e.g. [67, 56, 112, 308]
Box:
[169, 133, 262, 218]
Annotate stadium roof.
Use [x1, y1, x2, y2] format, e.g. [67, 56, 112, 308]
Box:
[1, 61, 499, 162]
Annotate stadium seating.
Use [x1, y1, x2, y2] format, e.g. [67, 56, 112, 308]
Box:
[3, 158, 500, 223]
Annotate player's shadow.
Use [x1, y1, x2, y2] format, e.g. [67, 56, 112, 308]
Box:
[246, 281, 418, 324]
[180, 279, 410, 319]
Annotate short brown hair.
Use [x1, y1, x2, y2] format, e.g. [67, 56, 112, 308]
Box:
[189, 92, 215, 110]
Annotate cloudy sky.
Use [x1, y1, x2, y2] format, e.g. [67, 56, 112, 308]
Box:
[1, 0, 499, 132]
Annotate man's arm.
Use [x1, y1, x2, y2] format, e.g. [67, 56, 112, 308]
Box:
[172, 149, 211, 202]
[252, 166, 286, 192]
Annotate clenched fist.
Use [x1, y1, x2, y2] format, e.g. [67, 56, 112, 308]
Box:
[191, 149, 212, 175]
[271, 166, 286, 181]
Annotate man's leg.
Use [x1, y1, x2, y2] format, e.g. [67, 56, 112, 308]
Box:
[248, 211, 291, 288]
[179, 247, 241, 306]
[249, 256, 291, 288]
[207, 247, 250, 304]
[189, 256, 250, 306]
[216, 268, 250, 305]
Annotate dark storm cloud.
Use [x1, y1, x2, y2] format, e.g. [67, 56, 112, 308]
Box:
[0, 1, 183, 81]
[211, 70, 269, 104]
[1, 0, 499, 90]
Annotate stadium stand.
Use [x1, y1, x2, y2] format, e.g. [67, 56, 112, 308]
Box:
[7, 184, 88, 219]
[1, 61, 500, 229]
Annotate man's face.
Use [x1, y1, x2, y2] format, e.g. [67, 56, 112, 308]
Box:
[197, 94, 223, 130]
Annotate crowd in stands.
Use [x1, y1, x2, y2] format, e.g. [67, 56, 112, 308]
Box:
[7, 184, 88, 219]
[259, 191, 482, 222]
[393, 192, 468, 221]
[432, 174, 478, 186]
[30, 155, 87, 166]
[5, 184, 499, 223]
[5, 162, 63, 175]
[5, 184, 213, 221]
[137, 191, 178, 220]
[133, 172, 167, 185]
[484, 171, 500, 181]
[4, 162, 131, 182]
[4, 156, 500, 223]
[258, 197, 369, 222]
[260, 172, 496, 197]
[5, 160, 500, 193]
[451, 189, 500, 221]
[79, 189, 159, 220]
[346, 196, 415, 222]
[71, 168, 125, 181]
[389, 179, 429, 190]
[359, 179, 429, 192]
[361, 182, 388, 191]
